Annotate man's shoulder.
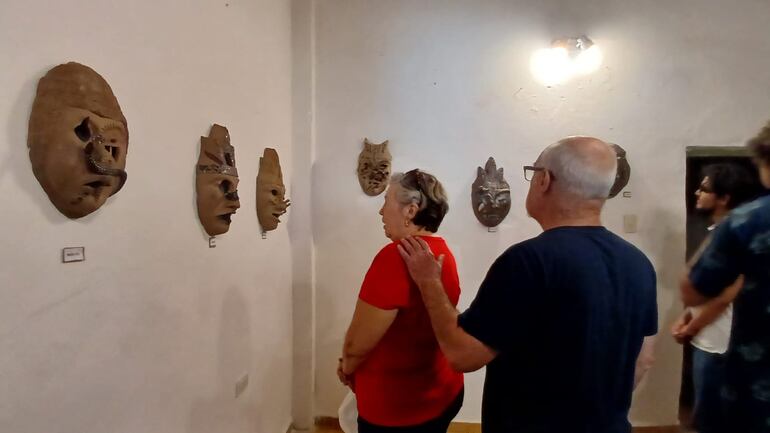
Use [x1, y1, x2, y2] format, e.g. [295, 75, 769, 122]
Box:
[497, 236, 541, 259]
[496, 227, 652, 264]
[541, 227, 653, 268]
[602, 228, 648, 253]
[600, 230, 655, 270]
[728, 195, 770, 231]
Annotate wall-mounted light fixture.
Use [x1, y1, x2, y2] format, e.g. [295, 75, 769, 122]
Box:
[530, 36, 603, 87]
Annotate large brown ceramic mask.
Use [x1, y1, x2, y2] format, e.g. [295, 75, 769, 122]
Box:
[196, 124, 240, 236]
[357, 138, 391, 196]
[472, 157, 511, 228]
[609, 143, 631, 198]
[28, 62, 128, 218]
[256, 148, 290, 232]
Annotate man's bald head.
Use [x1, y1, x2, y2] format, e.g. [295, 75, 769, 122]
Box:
[537, 136, 617, 200]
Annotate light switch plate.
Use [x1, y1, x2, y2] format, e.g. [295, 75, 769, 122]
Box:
[623, 214, 638, 233]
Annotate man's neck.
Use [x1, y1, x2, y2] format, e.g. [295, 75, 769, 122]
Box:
[534, 196, 605, 231]
[711, 207, 728, 225]
[538, 212, 602, 231]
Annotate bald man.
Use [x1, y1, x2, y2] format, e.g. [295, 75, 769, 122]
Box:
[399, 137, 658, 433]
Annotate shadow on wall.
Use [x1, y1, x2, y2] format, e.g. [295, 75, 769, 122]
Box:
[187, 286, 255, 433]
[315, 277, 357, 415]
[631, 206, 685, 419]
[652, 207, 687, 293]
[190, 132, 211, 243]
[653, 204, 687, 375]
[3, 67, 61, 224]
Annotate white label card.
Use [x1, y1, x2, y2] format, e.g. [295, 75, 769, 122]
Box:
[62, 247, 85, 263]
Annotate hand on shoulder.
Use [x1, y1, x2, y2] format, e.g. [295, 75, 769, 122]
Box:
[396, 236, 445, 289]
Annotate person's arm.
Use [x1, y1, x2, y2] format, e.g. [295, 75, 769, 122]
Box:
[415, 278, 498, 372]
[398, 237, 497, 372]
[684, 219, 744, 305]
[341, 299, 397, 375]
[683, 275, 742, 335]
[634, 335, 656, 389]
[680, 273, 711, 306]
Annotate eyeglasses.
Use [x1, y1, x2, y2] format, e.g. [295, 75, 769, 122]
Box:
[523, 165, 546, 182]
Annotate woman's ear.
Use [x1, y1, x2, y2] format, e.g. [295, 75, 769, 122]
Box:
[403, 202, 419, 220]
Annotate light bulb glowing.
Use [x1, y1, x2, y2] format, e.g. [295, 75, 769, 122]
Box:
[573, 45, 603, 75]
[529, 37, 603, 86]
[530, 46, 571, 87]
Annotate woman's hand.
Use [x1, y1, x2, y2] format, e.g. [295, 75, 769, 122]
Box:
[337, 357, 353, 389]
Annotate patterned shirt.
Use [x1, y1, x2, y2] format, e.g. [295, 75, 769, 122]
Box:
[690, 195, 770, 432]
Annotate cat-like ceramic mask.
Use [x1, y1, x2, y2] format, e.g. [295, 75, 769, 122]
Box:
[357, 138, 391, 196]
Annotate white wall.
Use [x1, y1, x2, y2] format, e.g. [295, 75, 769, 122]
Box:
[311, 0, 770, 426]
[289, 0, 317, 429]
[0, 1, 294, 432]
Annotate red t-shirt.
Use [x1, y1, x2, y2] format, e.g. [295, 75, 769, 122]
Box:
[354, 236, 464, 426]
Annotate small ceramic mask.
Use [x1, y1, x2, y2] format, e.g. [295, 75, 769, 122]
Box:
[609, 143, 631, 198]
[256, 148, 290, 232]
[357, 138, 392, 196]
[196, 124, 240, 236]
[28, 62, 128, 218]
[472, 157, 511, 227]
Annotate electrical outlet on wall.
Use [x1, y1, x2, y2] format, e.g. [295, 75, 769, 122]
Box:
[235, 373, 249, 398]
[623, 214, 638, 233]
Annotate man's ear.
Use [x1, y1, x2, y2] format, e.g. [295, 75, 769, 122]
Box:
[716, 194, 731, 209]
[540, 169, 554, 193]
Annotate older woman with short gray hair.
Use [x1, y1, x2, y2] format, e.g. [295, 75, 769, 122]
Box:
[338, 169, 464, 433]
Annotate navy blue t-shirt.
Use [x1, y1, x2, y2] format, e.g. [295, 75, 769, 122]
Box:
[458, 226, 657, 433]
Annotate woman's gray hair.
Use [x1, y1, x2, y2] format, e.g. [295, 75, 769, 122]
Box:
[539, 137, 618, 200]
[389, 170, 449, 232]
[390, 172, 424, 208]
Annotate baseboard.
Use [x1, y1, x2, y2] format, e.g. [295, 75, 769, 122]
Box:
[315, 416, 342, 430]
[447, 422, 480, 433]
[315, 417, 677, 433]
[288, 420, 313, 433]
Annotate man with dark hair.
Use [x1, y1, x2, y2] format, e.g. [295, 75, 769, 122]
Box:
[682, 123, 770, 432]
[700, 164, 759, 210]
[672, 163, 757, 433]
